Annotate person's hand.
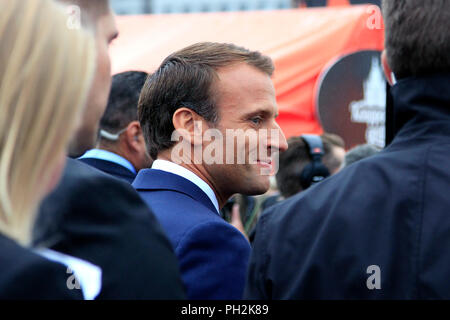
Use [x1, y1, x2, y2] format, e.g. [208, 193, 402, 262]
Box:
[230, 203, 249, 241]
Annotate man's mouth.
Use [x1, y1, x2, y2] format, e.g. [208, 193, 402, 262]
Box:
[256, 159, 272, 169]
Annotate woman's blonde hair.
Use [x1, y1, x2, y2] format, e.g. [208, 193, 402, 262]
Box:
[0, 0, 96, 244]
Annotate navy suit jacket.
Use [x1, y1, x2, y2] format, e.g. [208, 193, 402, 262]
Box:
[78, 157, 136, 184]
[133, 169, 251, 300]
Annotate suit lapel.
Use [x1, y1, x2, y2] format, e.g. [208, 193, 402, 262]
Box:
[132, 169, 218, 214]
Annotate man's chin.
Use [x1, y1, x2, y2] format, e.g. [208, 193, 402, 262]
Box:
[242, 177, 270, 196]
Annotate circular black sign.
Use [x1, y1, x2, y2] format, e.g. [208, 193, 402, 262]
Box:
[315, 50, 386, 149]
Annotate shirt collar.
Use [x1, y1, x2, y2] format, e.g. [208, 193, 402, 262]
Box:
[151, 159, 220, 214]
[78, 149, 136, 174]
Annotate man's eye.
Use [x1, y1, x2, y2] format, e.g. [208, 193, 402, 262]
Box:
[250, 117, 262, 125]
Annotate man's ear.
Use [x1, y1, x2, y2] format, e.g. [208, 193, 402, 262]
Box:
[172, 107, 206, 146]
[123, 121, 142, 151]
[381, 50, 395, 86]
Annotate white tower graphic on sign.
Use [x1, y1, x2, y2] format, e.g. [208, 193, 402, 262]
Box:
[349, 57, 386, 148]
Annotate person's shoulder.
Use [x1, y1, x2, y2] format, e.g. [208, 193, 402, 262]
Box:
[259, 154, 387, 232]
[0, 234, 82, 299]
[57, 158, 142, 209]
[141, 186, 219, 221]
[34, 158, 156, 246]
[62, 158, 130, 188]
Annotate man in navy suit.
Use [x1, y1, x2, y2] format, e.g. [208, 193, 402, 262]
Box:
[79, 71, 152, 183]
[134, 42, 288, 299]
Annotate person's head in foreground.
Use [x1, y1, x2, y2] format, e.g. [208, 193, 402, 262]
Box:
[381, 0, 450, 84]
[138, 42, 288, 207]
[58, 0, 118, 158]
[0, 0, 95, 245]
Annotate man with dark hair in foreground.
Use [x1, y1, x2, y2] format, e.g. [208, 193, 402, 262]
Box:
[32, 0, 185, 299]
[245, 0, 450, 299]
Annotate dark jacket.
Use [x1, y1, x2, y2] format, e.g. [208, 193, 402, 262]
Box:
[133, 169, 251, 300]
[244, 73, 450, 299]
[78, 157, 136, 184]
[32, 158, 186, 300]
[0, 233, 82, 300]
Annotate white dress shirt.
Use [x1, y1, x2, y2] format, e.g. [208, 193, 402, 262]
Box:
[151, 159, 220, 214]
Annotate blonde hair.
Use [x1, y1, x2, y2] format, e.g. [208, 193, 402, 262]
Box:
[0, 0, 96, 244]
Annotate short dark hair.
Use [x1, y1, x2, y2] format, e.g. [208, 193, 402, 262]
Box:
[382, 0, 450, 79]
[99, 71, 148, 136]
[138, 42, 274, 159]
[276, 133, 345, 198]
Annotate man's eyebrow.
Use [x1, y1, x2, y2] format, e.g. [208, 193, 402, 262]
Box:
[242, 109, 275, 119]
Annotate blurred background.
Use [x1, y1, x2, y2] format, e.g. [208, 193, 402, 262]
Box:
[110, 0, 381, 15]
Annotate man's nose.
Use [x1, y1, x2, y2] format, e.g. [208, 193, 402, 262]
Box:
[268, 123, 288, 153]
[277, 128, 288, 152]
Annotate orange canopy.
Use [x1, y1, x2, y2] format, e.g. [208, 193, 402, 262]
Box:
[111, 5, 384, 138]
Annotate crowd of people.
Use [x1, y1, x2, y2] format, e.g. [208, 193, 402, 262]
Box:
[0, 0, 449, 300]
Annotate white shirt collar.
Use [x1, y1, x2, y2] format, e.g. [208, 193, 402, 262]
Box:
[34, 248, 102, 300]
[151, 159, 220, 214]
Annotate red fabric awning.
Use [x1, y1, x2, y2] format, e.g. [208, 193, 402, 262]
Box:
[111, 5, 384, 138]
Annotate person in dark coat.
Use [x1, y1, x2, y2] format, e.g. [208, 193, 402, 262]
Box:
[32, 0, 186, 300]
[79, 71, 152, 184]
[245, 0, 450, 299]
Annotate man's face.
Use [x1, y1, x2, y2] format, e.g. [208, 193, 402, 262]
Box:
[204, 63, 288, 198]
[68, 10, 118, 157]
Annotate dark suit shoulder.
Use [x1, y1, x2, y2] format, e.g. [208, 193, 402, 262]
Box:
[139, 189, 223, 248]
[33, 158, 186, 299]
[0, 234, 82, 300]
[78, 157, 136, 184]
[34, 158, 155, 246]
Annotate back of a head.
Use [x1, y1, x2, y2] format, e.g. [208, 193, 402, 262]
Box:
[276, 133, 345, 198]
[0, 0, 95, 244]
[138, 42, 274, 159]
[383, 0, 450, 79]
[99, 71, 149, 140]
